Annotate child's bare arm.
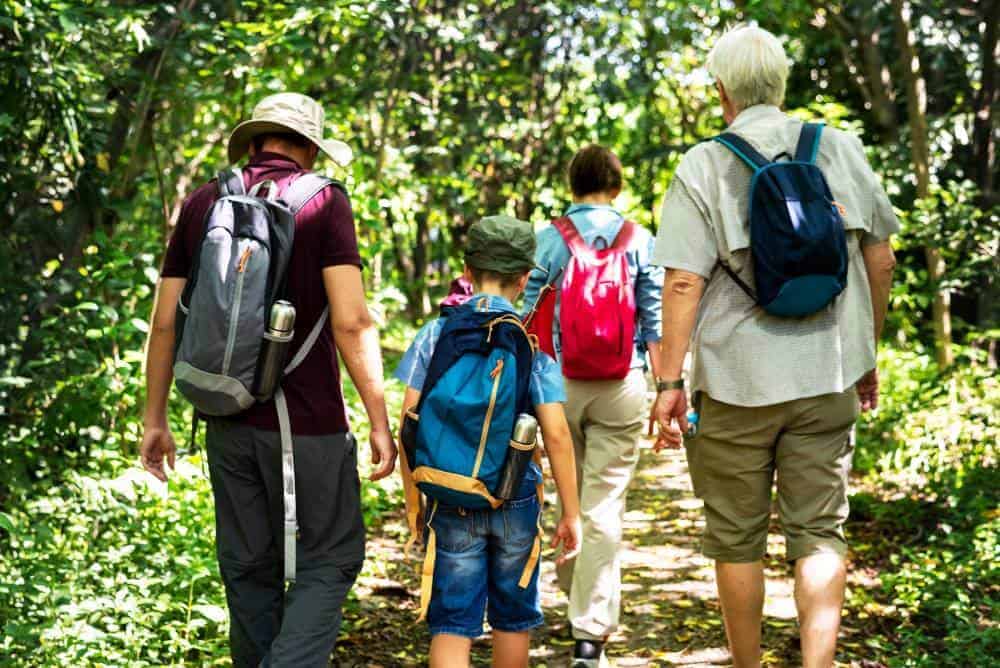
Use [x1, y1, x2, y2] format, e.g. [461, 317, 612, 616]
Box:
[536, 402, 581, 563]
[536, 403, 579, 514]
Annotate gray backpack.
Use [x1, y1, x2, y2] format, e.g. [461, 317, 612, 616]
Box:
[174, 167, 340, 581]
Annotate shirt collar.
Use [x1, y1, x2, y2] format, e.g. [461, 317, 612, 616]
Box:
[728, 104, 785, 132]
[566, 202, 619, 214]
[464, 292, 517, 314]
[247, 151, 302, 170]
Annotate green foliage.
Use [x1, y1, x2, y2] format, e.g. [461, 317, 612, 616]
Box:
[0, 0, 997, 664]
[0, 227, 177, 501]
[851, 347, 999, 666]
[0, 459, 229, 666]
[0, 452, 398, 666]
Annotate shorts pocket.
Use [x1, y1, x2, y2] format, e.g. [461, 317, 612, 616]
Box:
[684, 438, 704, 498]
[502, 496, 540, 548]
[429, 507, 477, 553]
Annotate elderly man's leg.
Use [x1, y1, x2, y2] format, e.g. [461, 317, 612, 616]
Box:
[777, 389, 857, 668]
[716, 561, 765, 667]
[691, 396, 783, 668]
[794, 553, 846, 667]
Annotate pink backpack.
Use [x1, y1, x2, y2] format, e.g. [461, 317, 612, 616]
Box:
[554, 216, 637, 380]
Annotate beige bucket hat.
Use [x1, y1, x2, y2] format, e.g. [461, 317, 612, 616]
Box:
[227, 92, 353, 166]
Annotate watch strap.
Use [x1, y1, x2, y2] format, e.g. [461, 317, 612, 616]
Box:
[656, 378, 685, 392]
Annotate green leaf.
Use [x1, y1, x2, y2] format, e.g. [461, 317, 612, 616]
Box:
[192, 604, 227, 624]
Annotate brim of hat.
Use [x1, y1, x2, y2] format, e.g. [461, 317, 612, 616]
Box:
[227, 120, 353, 166]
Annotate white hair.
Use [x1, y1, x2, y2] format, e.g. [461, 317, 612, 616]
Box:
[707, 25, 789, 110]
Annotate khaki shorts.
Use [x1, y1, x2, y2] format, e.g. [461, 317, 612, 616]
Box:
[685, 389, 859, 563]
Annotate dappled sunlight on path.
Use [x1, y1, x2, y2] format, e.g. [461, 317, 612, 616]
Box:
[336, 436, 882, 666]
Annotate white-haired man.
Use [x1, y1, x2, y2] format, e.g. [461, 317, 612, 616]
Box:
[650, 26, 898, 668]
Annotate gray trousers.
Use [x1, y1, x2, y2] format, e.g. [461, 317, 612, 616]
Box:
[205, 419, 366, 668]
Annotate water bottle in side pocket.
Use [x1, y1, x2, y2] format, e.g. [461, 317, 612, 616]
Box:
[494, 413, 538, 500]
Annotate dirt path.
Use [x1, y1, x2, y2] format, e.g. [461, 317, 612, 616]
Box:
[335, 439, 879, 667]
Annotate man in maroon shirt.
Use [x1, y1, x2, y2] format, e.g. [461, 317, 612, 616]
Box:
[139, 93, 395, 668]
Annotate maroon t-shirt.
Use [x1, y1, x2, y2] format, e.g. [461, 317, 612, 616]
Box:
[161, 152, 362, 435]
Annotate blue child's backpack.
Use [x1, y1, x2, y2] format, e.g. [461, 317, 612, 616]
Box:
[713, 122, 849, 317]
[404, 306, 537, 510]
[399, 305, 542, 622]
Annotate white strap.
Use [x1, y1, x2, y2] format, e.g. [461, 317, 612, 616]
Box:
[275, 387, 297, 582]
[284, 306, 329, 376]
[274, 305, 330, 583]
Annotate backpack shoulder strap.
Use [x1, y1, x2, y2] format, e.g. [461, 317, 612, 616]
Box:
[217, 167, 245, 196]
[552, 216, 588, 256]
[280, 173, 341, 215]
[713, 133, 770, 171]
[610, 220, 638, 251]
[794, 122, 824, 164]
[718, 261, 758, 302]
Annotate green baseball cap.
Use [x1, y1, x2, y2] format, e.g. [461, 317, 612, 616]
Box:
[464, 215, 536, 274]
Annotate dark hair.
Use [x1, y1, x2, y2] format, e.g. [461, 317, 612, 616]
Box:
[252, 131, 313, 153]
[568, 144, 623, 197]
[468, 267, 525, 289]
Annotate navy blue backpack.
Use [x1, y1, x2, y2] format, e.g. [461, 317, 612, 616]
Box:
[714, 122, 849, 317]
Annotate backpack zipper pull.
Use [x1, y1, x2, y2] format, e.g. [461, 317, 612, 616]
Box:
[490, 358, 504, 379]
[237, 246, 252, 273]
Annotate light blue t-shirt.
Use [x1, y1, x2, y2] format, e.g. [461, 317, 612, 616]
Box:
[394, 293, 566, 497]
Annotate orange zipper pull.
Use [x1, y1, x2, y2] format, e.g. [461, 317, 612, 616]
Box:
[490, 358, 504, 379]
[237, 246, 252, 272]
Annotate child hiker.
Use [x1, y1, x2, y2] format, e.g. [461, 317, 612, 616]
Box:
[395, 215, 582, 668]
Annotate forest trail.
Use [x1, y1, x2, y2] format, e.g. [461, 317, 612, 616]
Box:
[333, 438, 881, 667]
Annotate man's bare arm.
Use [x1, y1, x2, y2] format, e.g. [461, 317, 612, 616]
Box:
[862, 240, 896, 342]
[323, 264, 395, 480]
[140, 277, 185, 480]
[658, 269, 705, 380]
[650, 269, 705, 450]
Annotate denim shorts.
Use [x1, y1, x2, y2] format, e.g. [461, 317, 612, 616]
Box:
[425, 494, 543, 638]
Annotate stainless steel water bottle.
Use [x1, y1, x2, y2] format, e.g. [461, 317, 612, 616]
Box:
[252, 300, 296, 401]
[494, 413, 539, 500]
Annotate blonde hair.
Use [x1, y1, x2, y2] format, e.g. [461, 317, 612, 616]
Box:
[707, 25, 789, 110]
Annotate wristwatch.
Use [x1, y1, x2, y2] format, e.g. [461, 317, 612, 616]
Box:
[655, 377, 685, 393]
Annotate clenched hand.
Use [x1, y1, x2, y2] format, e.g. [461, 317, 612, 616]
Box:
[649, 388, 688, 451]
[368, 428, 397, 481]
[140, 426, 177, 482]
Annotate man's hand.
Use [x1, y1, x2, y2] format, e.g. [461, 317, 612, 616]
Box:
[551, 513, 582, 567]
[368, 428, 397, 481]
[649, 388, 688, 451]
[856, 368, 879, 412]
[140, 426, 177, 482]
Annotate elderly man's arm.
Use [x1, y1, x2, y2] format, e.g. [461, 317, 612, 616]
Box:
[863, 240, 896, 342]
[857, 239, 896, 411]
[650, 269, 705, 450]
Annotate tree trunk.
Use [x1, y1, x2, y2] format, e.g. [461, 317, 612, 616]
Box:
[891, 0, 953, 368]
[973, 0, 999, 360]
[822, 2, 897, 137]
[973, 0, 998, 198]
